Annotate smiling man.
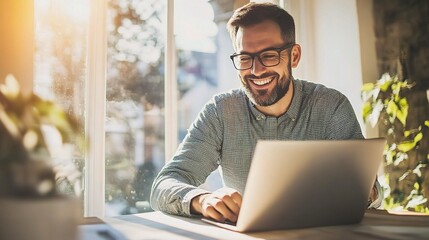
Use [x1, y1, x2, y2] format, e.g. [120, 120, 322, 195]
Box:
[150, 2, 382, 223]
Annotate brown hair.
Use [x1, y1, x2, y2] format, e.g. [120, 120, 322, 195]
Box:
[227, 2, 295, 47]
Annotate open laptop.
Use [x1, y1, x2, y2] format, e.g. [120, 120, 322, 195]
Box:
[202, 138, 385, 232]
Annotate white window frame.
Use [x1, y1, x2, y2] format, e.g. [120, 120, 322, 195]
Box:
[85, 0, 107, 217]
[164, 0, 178, 162]
[85, 0, 177, 217]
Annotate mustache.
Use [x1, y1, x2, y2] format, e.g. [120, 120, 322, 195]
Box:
[243, 72, 279, 80]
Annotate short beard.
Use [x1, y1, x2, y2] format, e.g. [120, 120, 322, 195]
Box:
[241, 72, 292, 107]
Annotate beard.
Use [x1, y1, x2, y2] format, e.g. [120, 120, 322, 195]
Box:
[241, 68, 292, 107]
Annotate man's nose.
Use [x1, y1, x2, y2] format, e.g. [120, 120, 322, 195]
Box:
[251, 57, 265, 76]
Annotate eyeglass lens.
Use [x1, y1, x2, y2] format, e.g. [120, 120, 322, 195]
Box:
[232, 50, 281, 70]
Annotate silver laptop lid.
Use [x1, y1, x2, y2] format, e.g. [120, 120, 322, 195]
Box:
[236, 138, 385, 232]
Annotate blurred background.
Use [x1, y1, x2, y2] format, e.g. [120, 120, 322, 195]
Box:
[1, 0, 428, 216]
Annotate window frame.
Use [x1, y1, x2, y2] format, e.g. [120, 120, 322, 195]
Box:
[85, 0, 177, 217]
[85, 0, 107, 217]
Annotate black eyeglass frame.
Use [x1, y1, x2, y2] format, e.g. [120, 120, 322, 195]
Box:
[229, 42, 296, 70]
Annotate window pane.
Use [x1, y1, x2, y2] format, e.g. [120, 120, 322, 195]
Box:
[175, 0, 241, 190]
[34, 0, 88, 198]
[105, 0, 166, 216]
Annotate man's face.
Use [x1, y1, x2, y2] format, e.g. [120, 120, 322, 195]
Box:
[235, 20, 292, 107]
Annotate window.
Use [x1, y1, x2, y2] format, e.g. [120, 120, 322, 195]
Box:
[34, 0, 88, 199]
[34, 0, 243, 217]
[104, 0, 166, 215]
[103, 0, 242, 216]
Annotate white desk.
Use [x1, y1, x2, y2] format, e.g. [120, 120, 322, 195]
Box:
[80, 210, 429, 240]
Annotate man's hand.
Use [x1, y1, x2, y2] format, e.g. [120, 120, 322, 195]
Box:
[368, 178, 382, 208]
[369, 184, 378, 203]
[191, 187, 242, 223]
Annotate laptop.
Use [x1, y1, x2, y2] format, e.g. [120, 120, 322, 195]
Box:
[202, 138, 385, 232]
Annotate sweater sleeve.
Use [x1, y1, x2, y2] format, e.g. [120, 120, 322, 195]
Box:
[150, 98, 223, 216]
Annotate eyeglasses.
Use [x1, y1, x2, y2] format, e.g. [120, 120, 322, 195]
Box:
[230, 43, 295, 70]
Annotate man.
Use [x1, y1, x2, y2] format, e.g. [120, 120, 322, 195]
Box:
[150, 2, 382, 223]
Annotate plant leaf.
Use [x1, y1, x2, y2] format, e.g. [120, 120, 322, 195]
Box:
[368, 100, 383, 127]
[412, 164, 425, 177]
[362, 102, 372, 122]
[0, 74, 21, 99]
[372, 88, 381, 101]
[398, 170, 410, 181]
[386, 100, 398, 116]
[0, 106, 20, 138]
[380, 81, 392, 92]
[414, 132, 423, 142]
[23, 129, 39, 150]
[404, 130, 411, 137]
[396, 108, 407, 126]
[398, 132, 423, 152]
[361, 82, 375, 92]
[379, 73, 393, 92]
[397, 141, 416, 152]
[405, 195, 427, 209]
[393, 152, 408, 165]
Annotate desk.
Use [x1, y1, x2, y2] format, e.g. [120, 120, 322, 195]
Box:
[79, 210, 429, 240]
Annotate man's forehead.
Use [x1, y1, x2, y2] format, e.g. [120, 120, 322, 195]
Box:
[234, 20, 284, 52]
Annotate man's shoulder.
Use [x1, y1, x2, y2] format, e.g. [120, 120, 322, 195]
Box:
[297, 79, 347, 102]
[201, 89, 249, 119]
[212, 88, 247, 104]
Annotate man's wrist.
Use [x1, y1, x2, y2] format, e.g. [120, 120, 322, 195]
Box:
[191, 193, 210, 215]
[368, 180, 383, 209]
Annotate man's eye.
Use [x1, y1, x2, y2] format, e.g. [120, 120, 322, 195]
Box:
[261, 53, 277, 59]
[238, 56, 251, 62]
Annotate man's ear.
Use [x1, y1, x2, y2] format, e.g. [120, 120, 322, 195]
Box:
[291, 44, 301, 68]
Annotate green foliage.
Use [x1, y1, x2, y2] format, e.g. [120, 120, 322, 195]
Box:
[0, 75, 83, 157]
[0, 74, 84, 197]
[361, 73, 429, 213]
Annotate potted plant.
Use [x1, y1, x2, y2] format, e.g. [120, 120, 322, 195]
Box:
[361, 72, 429, 213]
[0, 74, 84, 240]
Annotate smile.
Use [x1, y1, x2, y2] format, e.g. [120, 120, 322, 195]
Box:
[250, 76, 275, 86]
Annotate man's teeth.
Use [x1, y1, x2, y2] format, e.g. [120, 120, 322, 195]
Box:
[252, 77, 273, 86]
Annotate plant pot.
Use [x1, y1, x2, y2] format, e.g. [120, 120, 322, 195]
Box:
[0, 196, 81, 240]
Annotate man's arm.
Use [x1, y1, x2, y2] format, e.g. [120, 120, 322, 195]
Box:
[368, 178, 383, 208]
[191, 187, 242, 223]
[150, 99, 224, 216]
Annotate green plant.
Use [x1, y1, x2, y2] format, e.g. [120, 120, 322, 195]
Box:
[0, 74, 84, 198]
[362, 72, 429, 213]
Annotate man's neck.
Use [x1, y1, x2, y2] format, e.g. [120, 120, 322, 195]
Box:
[255, 80, 294, 117]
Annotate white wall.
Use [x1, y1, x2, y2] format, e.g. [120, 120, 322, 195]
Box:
[285, 0, 377, 136]
[216, 21, 241, 92]
[356, 0, 379, 138]
[313, 0, 364, 130]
